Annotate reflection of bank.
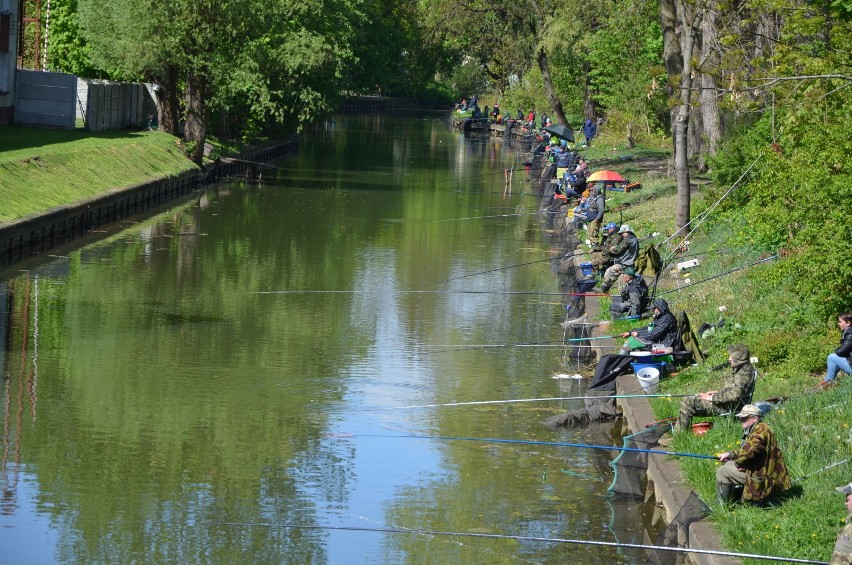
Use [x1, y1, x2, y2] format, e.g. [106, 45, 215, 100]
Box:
[1, 276, 40, 516]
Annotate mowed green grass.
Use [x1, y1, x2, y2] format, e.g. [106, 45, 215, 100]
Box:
[0, 127, 196, 223]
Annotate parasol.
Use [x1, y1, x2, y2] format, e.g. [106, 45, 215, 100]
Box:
[542, 124, 575, 143]
[586, 170, 626, 183]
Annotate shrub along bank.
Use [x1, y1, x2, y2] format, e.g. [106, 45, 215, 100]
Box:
[588, 164, 851, 564]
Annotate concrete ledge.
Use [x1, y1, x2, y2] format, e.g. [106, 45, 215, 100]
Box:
[690, 522, 740, 565]
[616, 376, 740, 565]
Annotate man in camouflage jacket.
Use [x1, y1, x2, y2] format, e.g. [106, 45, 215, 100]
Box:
[591, 222, 622, 273]
[832, 482, 852, 564]
[676, 344, 754, 432]
[716, 404, 792, 505]
[600, 225, 639, 293]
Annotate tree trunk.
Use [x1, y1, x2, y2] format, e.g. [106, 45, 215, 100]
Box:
[660, 0, 682, 157]
[626, 121, 635, 148]
[688, 100, 703, 162]
[673, 0, 700, 232]
[154, 65, 179, 136]
[582, 60, 596, 121]
[184, 70, 207, 165]
[537, 47, 568, 127]
[700, 8, 722, 161]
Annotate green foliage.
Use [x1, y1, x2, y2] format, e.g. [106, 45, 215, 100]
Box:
[44, 0, 99, 76]
[450, 63, 490, 98]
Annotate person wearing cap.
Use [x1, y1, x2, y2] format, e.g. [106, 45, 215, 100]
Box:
[676, 344, 755, 432]
[619, 297, 678, 351]
[600, 224, 639, 293]
[715, 403, 791, 505]
[832, 482, 852, 563]
[591, 222, 622, 273]
[608, 267, 649, 319]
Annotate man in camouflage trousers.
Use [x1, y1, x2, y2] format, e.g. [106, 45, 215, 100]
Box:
[715, 404, 791, 505]
[590, 222, 621, 274]
[600, 225, 638, 293]
[676, 344, 754, 432]
[832, 482, 852, 564]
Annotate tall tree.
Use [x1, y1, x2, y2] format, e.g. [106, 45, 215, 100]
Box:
[79, 0, 361, 161]
[660, 0, 707, 231]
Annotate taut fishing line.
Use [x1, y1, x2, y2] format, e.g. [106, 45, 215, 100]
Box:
[660, 154, 763, 261]
[382, 393, 695, 410]
[659, 255, 778, 296]
[327, 433, 717, 460]
[212, 523, 828, 564]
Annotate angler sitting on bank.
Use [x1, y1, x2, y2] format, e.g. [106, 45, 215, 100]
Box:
[600, 225, 638, 293]
[609, 267, 648, 319]
[676, 344, 755, 432]
[715, 403, 791, 506]
[590, 222, 621, 274]
[619, 298, 678, 352]
[575, 186, 604, 237]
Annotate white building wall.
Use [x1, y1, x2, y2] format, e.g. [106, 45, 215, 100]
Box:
[0, 0, 18, 121]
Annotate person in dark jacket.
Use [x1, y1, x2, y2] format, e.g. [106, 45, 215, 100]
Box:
[609, 268, 648, 319]
[620, 298, 678, 351]
[676, 344, 755, 432]
[583, 119, 597, 146]
[824, 312, 852, 385]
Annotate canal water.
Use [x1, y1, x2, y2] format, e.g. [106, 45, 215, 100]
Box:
[0, 114, 662, 563]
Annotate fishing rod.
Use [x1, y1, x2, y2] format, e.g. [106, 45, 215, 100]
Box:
[426, 344, 621, 354]
[660, 154, 763, 261]
[437, 211, 541, 222]
[214, 523, 828, 564]
[383, 393, 697, 410]
[423, 336, 616, 348]
[433, 253, 572, 284]
[659, 254, 778, 296]
[247, 290, 592, 297]
[329, 433, 718, 460]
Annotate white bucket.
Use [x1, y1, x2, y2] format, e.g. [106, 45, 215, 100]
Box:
[636, 367, 660, 394]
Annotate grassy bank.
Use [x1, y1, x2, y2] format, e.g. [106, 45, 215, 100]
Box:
[581, 157, 849, 563]
[0, 127, 198, 224]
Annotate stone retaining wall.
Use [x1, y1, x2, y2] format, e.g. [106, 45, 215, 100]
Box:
[616, 378, 739, 565]
[0, 135, 300, 267]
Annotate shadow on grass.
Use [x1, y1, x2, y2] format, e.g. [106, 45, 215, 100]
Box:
[0, 125, 154, 154]
[756, 484, 805, 508]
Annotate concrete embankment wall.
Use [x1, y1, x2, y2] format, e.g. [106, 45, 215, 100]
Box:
[0, 136, 300, 267]
[616, 379, 739, 565]
[541, 199, 737, 564]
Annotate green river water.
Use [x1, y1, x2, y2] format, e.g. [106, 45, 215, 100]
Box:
[0, 114, 662, 564]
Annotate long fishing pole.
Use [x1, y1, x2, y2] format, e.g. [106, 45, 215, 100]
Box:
[248, 290, 594, 297]
[659, 254, 778, 296]
[384, 393, 696, 410]
[438, 211, 541, 222]
[423, 336, 616, 348]
[659, 154, 763, 259]
[214, 523, 828, 564]
[428, 344, 621, 353]
[433, 253, 571, 284]
[329, 433, 718, 460]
